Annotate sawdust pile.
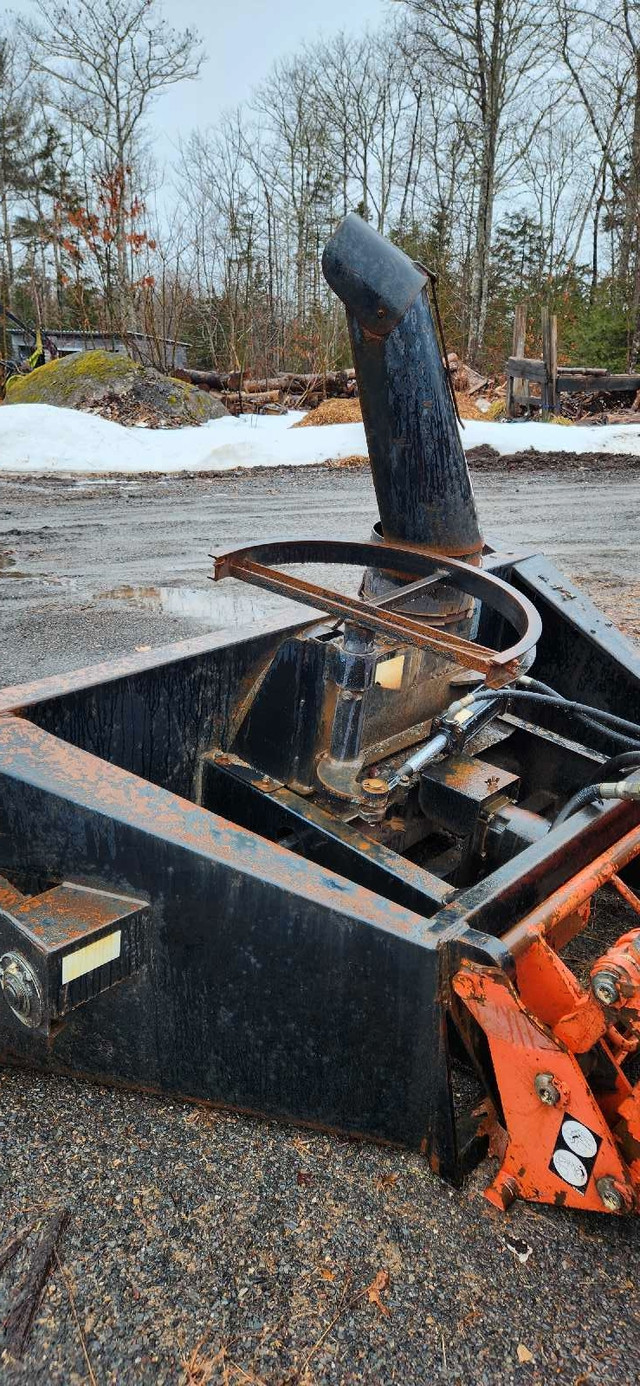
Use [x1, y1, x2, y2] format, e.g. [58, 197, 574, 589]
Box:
[324, 453, 369, 469]
[294, 393, 489, 426]
[294, 398, 362, 426]
[454, 393, 489, 421]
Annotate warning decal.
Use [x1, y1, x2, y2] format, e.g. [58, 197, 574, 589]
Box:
[549, 1114, 602, 1194]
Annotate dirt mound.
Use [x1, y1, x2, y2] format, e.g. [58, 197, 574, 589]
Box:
[3, 350, 228, 428]
[467, 444, 640, 473]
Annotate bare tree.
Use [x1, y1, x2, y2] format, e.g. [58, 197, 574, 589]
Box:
[25, 0, 203, 322]
[557, 0, 640, 360]
[395, 0, 555, 363]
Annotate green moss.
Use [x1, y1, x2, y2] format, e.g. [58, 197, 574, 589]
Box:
[2, 347, 227, 424]
[5, 350, 139, 406]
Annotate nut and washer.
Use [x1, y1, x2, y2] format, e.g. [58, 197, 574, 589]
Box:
[0, 952, 44, 1029]
[534, 1072, 561, 1106]
[591, 970, 620, 1006]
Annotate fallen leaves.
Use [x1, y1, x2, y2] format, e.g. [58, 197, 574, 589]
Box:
[180, 1342, 267, 1386]
[375, 1172, 399, 1193]
[364, 1269, 391, 1317]
[299, 1267, 392, 1375]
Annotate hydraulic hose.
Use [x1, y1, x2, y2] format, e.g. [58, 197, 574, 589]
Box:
[576, 718, 640, 752]
[473, 687, 640, 745]
[555, 771, 640, 825]
[554, 784, 603, 825]
[516, 676, 640, 750]
[597, 752, 640, 779]
[515, 675, 640, 742]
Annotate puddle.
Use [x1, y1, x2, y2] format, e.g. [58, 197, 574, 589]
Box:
[100, 581, 311, 630]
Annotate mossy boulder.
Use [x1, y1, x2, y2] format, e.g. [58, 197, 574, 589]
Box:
[3, 350, 228, 427]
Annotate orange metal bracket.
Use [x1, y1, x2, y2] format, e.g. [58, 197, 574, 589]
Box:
[453, 962, 639, 1213]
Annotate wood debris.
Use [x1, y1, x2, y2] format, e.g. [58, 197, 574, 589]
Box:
[2, 1208, 70, 1359]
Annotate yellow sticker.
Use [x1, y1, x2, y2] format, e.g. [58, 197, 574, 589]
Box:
[61, 930, 122, 984]
[375, 654, 405, 690]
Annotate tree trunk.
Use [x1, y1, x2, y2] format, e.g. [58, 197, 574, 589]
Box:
[467, 124, 497, 366]
[619, 55, 640, 292]
[628, 204, 640, 368]
[0, 165, 14, 307]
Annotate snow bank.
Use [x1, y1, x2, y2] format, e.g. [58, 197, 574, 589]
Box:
[461, 417, 640, 457]
[2, 401, 640, 475]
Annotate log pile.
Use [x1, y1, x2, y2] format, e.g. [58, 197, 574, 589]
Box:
[173, 366, 357, 415]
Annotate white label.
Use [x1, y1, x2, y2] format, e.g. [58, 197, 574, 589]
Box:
[560, 1119, 598, 1160]
[552, 1149, 588, 1188]
[61, 930, 121, 984]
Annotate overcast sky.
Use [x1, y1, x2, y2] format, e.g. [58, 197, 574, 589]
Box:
[151, 0, 388, 162]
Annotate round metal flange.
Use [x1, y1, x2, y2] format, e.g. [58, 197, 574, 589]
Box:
[211, 538, 542, 688]
[0, 951, 44, 1028]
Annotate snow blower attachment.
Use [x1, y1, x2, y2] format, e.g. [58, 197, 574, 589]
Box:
[1, 214, 640, 1215]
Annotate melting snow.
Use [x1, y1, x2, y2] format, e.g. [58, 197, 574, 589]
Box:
[1, 402, 640, 475]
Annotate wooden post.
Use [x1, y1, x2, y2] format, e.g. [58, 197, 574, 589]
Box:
[507, 304, 528, 417]
[541, 308, 557, 414]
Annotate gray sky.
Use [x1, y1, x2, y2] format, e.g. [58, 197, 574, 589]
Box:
[152, 0, 388, 160]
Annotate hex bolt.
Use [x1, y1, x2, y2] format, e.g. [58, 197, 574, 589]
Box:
[591, 970, 620, 1006]
[596, 1176, 626, 1213]
[497, 1175, 519, 1210]
[534, 1072, 561, 1106]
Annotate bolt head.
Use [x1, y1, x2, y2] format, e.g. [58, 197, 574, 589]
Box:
[596, 1176, 626, 1213]
[534, 1072, 561, 1106]
[361, 777, 388, 798]
[0, 952, 43, 1028]
[591, 970, 620, 1005]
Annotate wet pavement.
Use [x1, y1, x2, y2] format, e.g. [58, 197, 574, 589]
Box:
[1, 462, 639, 685]
[1, 460, 639, 1384]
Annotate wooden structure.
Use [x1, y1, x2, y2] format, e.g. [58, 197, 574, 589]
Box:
[506, 306, 640, 416]
[6, 326, 189, 370]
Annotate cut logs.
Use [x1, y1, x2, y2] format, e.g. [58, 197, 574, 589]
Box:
[173, 366, 357, 414]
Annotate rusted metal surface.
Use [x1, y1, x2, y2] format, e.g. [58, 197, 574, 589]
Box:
[612, 873, 640, 916]
[212, 538, 542, 686]
[502, 825, 640, 958]
[0, 876, 150, 1032]
[0, 710, 471, 1165]
[201, 751, 454, 918]
[0, 715, 441, 944]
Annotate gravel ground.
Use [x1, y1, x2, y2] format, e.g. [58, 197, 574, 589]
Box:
[1, 459, 639, 1384]
[1, 1070, 638, 1386]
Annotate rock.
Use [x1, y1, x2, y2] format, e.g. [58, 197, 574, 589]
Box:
[3, 350, 228, 428]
